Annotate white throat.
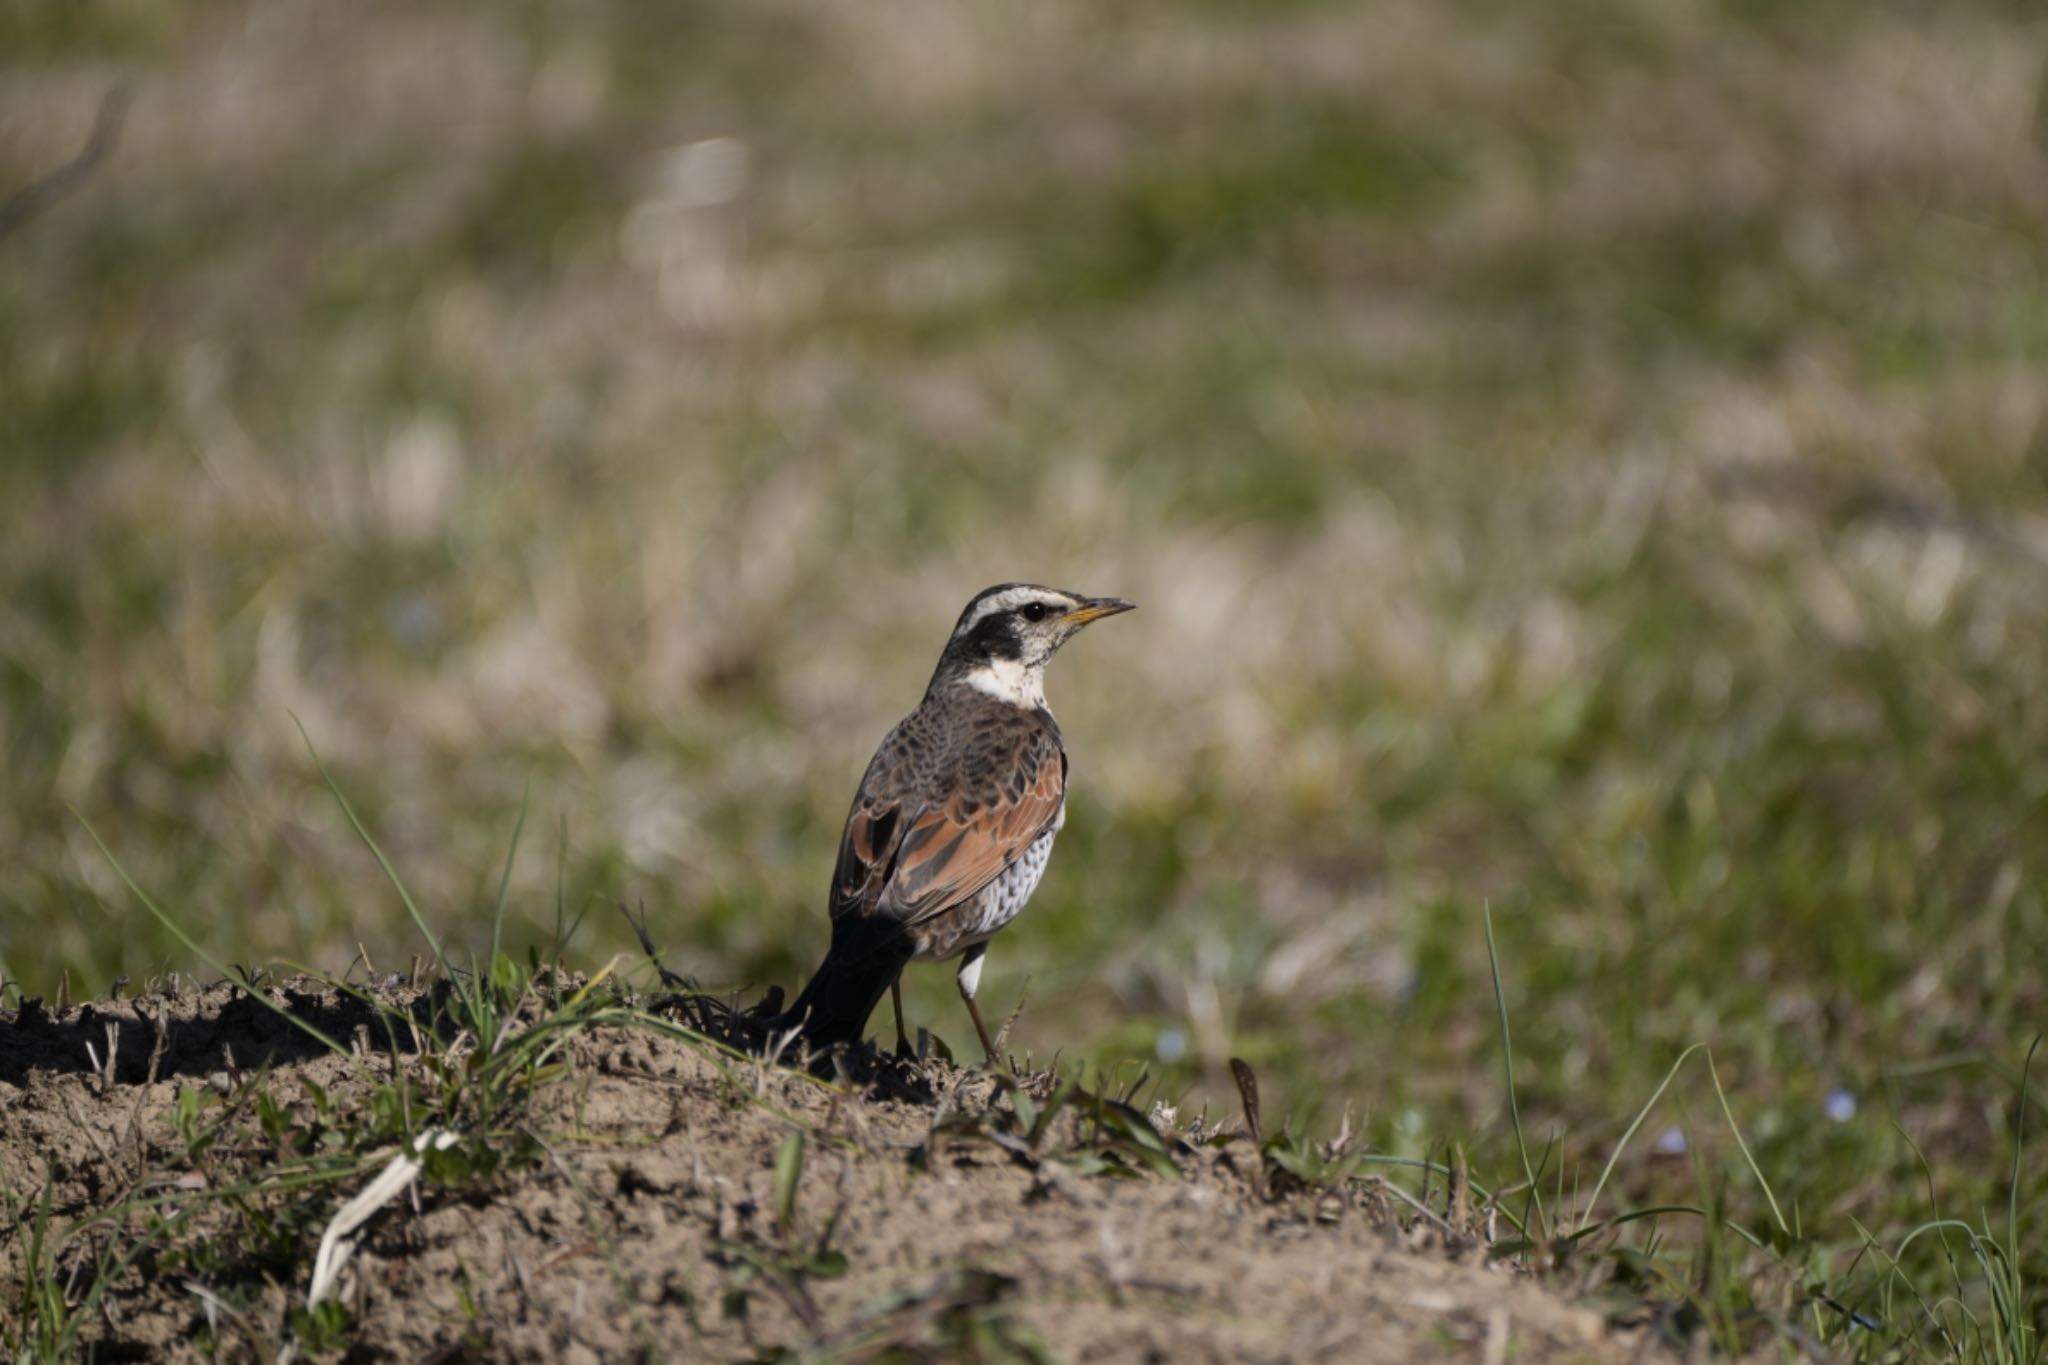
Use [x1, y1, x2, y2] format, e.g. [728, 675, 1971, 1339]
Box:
[960, 656, 1046, 708]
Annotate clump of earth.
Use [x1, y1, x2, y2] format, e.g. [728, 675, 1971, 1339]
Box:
[2, 976, 1656, 1361]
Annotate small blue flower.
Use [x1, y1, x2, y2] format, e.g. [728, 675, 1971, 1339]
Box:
[1653, 1125, 1687, 1155]
[1824, 1088, 1856, 1123]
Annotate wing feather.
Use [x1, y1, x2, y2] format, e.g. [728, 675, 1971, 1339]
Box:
[828, 721, 1066, 927]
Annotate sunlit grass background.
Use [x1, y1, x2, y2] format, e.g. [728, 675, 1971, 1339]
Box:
[6, 0, 2047, 1344]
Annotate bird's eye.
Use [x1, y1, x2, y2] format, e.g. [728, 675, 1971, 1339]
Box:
[1019, 602, 1052, 623]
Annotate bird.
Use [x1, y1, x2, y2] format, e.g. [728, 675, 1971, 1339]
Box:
[777, 583, 1134, 1064]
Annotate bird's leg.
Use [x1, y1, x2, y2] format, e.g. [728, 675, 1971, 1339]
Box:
[955, 944, 997, 1065]
[890, 971, 913, 1058]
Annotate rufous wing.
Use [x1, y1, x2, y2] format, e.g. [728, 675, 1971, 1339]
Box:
[830, 735, 1066, 927]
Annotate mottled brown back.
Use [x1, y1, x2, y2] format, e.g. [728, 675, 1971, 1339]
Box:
[832, 691, 1067, 931]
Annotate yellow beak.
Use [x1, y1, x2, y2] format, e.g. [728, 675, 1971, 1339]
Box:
[1062, 596, 1137, 627]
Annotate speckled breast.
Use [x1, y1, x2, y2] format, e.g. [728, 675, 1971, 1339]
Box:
[913, 826, 1058, 961]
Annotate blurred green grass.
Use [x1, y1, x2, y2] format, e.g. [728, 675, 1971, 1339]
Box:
[5, 0, 2048, 1345]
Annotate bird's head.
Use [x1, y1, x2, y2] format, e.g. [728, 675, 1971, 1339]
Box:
[932, 583, 1135, 706]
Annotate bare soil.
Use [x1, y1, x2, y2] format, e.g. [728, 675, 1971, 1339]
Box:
[2, 978, 1661, 1362]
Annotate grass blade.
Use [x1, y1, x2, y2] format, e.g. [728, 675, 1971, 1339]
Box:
[73, 813, 358, 1067]
[1581, 1043, 1705, 1232]
[1706, 1050, 1787, 1236]
[1482, 901, 1546, 1241]
[293, 715, 446, 975]
[774, 1129, 805, 1230]
[490, 782, 531, 978]
[2006, 1035, 2038, 1365]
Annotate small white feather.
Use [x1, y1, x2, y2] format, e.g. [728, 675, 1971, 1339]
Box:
[960, 656, 1046, 707]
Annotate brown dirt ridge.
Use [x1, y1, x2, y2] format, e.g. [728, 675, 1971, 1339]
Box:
[2, 975, 1661, 1362]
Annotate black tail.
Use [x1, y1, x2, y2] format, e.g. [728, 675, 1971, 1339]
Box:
[776, 918, 914, 1049]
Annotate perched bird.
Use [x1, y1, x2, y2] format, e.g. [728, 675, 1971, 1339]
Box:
[779, 583, 1134, 1063]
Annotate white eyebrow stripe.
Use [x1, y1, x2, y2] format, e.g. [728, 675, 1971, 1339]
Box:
[959, 587, 1059, 633]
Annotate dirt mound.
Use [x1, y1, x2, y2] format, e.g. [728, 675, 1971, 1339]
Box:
[2, 977, 1655, 1361]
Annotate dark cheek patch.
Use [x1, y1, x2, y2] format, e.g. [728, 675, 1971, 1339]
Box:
[975, 618, 1024, 661]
